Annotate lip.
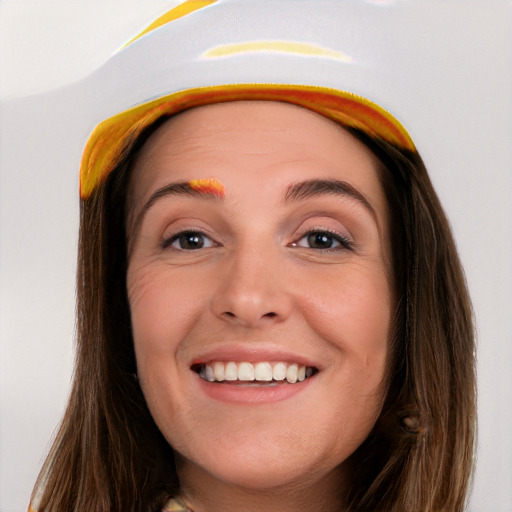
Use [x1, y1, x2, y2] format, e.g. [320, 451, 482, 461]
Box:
[189, 344, 320, 404]
[193, 371, 316, 404]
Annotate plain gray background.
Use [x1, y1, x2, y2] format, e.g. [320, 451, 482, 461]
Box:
[1, 2, 511, 511]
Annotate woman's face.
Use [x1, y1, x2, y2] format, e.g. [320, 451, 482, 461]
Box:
[126, 101, 392, 494]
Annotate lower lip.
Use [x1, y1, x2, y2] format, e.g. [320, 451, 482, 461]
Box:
[194, 373, 314, 404]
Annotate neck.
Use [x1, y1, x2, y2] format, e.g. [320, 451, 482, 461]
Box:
[176, 458, 348, 512]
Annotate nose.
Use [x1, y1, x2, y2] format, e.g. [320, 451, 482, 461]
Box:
[210, 246, 293, 328]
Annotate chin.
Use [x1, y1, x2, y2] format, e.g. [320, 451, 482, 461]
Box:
[175, 429, 348, 494]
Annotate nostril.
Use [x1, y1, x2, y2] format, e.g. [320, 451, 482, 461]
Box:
[264, 312, 277, 318]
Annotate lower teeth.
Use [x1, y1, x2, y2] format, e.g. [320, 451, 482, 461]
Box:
[197, 372, 313, 384]
[229, 381, 280, 387]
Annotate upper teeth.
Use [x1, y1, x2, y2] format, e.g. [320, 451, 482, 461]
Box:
[197, 362, 314, 384]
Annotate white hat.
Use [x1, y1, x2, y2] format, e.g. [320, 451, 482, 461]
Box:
[80, 0, 417, 198]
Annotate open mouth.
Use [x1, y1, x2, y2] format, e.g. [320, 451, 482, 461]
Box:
[192, 361, 317, 385]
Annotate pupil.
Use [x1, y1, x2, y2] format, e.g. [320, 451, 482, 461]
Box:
[180, 233, 203, 249]
[308, 232, 332, 249]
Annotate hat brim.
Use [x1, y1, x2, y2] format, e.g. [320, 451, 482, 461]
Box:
[80, 83, 415, 199]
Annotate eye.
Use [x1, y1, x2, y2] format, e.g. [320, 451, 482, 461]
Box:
[291, 230, 353, 251]
[163, 231, 216, 250]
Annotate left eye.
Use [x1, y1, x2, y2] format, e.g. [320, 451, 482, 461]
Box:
[163, 231, 215, 250]
[292, 230, 352, 250]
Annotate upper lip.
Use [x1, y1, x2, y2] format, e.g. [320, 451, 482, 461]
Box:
[189, 344, 322, 370]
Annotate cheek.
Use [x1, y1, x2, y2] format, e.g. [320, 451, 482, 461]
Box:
[126, 264, 199, 420]
[127, 264, 200, 364]
[297, 262, 392, 381]
[304, 261, 390, 330]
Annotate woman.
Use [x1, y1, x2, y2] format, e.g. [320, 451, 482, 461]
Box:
[30, 1, 475, 511]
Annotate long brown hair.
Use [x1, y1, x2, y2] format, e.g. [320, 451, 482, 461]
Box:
[345, 129, 476, 511]
[31, 115, 475, 512]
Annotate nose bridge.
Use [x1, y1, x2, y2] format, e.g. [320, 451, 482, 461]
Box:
[211, 238, 291, 327]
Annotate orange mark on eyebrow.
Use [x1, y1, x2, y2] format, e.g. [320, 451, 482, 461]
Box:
[187, 178, 226, 197]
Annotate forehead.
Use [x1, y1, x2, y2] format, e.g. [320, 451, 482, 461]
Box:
[128, 101, 385, 209]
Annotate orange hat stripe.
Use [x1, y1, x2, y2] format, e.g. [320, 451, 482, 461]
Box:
[188, 178, 226, 197]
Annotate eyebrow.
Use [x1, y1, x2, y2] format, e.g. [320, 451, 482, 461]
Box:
[130, 180, 225, 241]
[284, 179, 376, 219]
[145, 179, 224, 209]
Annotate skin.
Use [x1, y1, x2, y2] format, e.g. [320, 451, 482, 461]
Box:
[126, 101, 393, 512]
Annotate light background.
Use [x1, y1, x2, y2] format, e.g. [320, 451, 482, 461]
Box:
[0, 1, 511, 511]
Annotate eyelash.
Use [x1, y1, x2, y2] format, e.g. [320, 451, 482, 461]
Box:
[291, 229, 354, 252]
[162, 229, 353, 252]
[161, 230, 216, 251]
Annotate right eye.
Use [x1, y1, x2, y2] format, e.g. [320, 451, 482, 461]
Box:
[162, 231, 216, 250]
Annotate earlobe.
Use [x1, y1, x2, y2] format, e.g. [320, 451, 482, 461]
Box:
[400, 415, 423, 435]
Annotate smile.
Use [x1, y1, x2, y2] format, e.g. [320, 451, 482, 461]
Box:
[193, 361, 317, 384]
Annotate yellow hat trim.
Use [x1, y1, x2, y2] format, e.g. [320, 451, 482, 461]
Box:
[80, 83, 415, 199]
